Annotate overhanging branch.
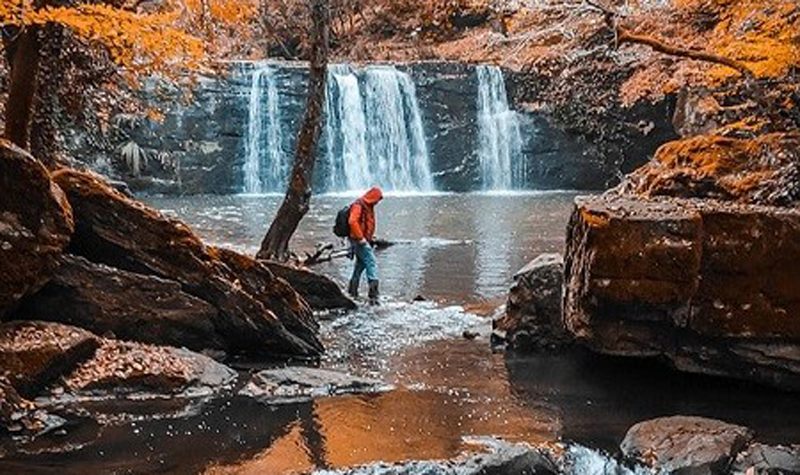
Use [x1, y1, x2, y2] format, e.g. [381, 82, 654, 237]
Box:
[585, 0, 755, 79]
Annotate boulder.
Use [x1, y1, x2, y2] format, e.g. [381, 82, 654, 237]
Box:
[16, 254, 226, 351]
[50, 169, 322, 358]
[240, 367, 389, 402]
[621, 416, 754, 475]
[0, 321, 99, 398]
[493, 253, 569, 351]
[0, 140, 74, 316]
[614, 132, 800, 207]
[732, 443, 800, 474]
[260, 260, 356, 311]
[60, 339, 237, 398]
[563, 194, 800, 389]
[214, 248, 321, 336]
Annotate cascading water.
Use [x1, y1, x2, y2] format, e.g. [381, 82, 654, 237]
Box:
[243, 65, 288, 194]
[324, 65, 434, 192]
[363, 66, 434, 192]
[476, 65, 524, 190]
[324, 65, 370, 191]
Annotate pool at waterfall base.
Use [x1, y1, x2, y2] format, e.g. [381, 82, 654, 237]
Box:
[2, 193, 798, 474]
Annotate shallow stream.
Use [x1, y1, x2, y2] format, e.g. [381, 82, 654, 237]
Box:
[4, 193, 799, 474]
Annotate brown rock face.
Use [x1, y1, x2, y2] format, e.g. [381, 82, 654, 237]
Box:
[0, 141, 73, 316]
[260, 260, 356, 311]
[16, 255, 225, 351]
[614, 132, 800, 207]
[494, 253, 570, 351]
[621, 416, 754, 474]
[50, 169, 322, 357]
[0, 321, 99, 398]
[564, 194, 800, 389]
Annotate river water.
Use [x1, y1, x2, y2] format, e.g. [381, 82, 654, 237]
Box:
[4, 193, 799, 475]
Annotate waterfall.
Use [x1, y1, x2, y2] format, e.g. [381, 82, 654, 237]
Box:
[325, 65, 434, 192]
[476, 65, 523, 190]
[243, 65, 287, 194]
[243, 63, 435, 193]
[324, 65, 370, 191]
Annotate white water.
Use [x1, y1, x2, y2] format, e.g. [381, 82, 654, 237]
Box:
[476, 65, 524, 190]
[325, 65, 434, 192]
[243, 65, 288, 194]
[324, 65, 370, 191]
[244, 63, 525, 194]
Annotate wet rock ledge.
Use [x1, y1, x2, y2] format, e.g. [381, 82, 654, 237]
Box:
[563, 193, 800, 390]
[3, 161, 323, 358]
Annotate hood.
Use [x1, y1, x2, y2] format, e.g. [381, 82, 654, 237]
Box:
[361, 186, 383, 205]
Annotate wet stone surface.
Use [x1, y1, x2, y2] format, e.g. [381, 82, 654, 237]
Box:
[240, 367, 391, 403]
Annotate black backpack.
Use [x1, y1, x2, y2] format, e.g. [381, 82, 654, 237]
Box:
[333, 204, 352, 238]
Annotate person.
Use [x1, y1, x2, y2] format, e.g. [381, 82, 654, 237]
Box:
[347, 186, 383, 304]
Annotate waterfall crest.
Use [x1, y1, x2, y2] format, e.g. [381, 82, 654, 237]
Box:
[325, 65, 434, 192]
[476, 65, 523, 190]
[243, 65, 287, 194]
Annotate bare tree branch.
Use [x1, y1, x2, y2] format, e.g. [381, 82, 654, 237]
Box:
[584, 0, 755, 78]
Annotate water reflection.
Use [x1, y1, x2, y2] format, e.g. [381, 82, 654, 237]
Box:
[204, 388, 555, 475]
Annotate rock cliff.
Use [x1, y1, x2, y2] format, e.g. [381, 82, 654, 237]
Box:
[563, 194, 800, 389]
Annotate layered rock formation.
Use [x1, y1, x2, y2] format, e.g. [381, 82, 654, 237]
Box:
[1, 137, 324, 360]
[563, 194, 800, 389]
[16, 255, 225, 351]
[0, 141, 73, 317]
[60, 338, 236, 398]
[38, 168, 323, 357]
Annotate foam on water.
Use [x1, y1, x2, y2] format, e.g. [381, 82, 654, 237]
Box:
[321, 301, 485, 378]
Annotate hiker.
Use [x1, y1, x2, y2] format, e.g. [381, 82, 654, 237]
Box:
[347, 186, 383, 304]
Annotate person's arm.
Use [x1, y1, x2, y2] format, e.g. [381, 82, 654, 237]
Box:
[348, 202, 366, 243]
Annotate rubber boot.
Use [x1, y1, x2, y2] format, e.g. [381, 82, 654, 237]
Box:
[347, 279, 359, 299]
[368, 279, 380, 305]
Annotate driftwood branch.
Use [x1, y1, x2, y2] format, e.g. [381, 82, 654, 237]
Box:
[300, 239, 399, 266]
[585, 0, 755, 78]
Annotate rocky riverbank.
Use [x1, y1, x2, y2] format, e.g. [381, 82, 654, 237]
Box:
[0, 139, 362, 441]
[497, 130, 800, 391]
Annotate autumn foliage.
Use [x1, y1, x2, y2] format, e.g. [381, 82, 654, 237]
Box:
[0, 2, 205, 76]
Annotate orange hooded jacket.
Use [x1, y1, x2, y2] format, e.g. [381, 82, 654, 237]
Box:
[349, 186, 383, 241]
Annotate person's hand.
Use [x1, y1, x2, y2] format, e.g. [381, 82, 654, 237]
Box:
[358, 238, 368, 245]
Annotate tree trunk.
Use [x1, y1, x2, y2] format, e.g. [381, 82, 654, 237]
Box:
[30, 24, 66, 168]
[3, 27, 42, 149]
[257, 0, 329, 261]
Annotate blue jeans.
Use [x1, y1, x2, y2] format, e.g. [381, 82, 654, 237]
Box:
[351, 241, 378, 284]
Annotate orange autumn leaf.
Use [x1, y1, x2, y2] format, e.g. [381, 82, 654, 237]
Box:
[0, 1, 206, 77]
